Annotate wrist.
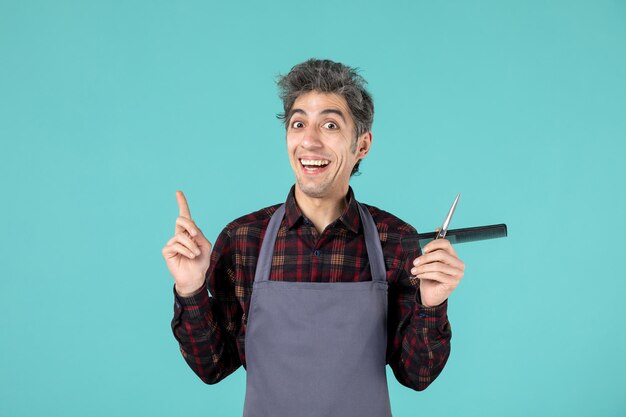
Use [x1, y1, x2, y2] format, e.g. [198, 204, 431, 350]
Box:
[175, 281, 205, 298]
[420, 299, 446, 308]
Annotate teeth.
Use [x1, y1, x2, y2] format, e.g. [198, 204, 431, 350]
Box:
[301, 159, 330, 166]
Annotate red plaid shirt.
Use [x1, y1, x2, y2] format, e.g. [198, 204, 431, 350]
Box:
[171, 186, 451, 391]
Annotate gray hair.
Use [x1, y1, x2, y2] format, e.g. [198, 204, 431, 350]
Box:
[276, 59, 374, 176]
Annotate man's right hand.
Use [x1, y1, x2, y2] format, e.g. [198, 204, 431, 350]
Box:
[162, 190, 213, 297]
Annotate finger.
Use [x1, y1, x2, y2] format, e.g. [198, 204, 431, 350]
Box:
[176, 190, 192, 219]
[412, 262, 463, 279]
[416, 251, 464, 272]
[163, 242, 199, 259]
[423, 238, 458, 257]
[175, 217, 212, 248]
[175, 216, 199, 237]
[414, 249, 464, 270]
[168, 233, 202, 255]
[423, 237, 452, 253]
[197, 231, 212, 248]
[415, 272, 458, 285]
[162, 240, 195, 259]
[174, 233, 202, 255]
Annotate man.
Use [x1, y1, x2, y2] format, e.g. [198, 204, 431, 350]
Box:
[162, 59, 465, 417]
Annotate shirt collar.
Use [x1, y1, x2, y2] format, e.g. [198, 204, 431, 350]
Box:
[284, 185, 361, 234]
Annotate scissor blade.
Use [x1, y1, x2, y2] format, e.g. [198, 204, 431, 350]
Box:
[441, 193, 461, 232]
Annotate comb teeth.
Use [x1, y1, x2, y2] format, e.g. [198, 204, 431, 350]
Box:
[454, 225, 508, 243]
[404, 224, 508, 249]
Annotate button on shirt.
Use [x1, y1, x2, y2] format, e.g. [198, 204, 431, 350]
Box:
[171, 186, 451, 391]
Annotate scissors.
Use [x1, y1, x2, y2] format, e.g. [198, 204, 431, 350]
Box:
[435, 193, 461, 240]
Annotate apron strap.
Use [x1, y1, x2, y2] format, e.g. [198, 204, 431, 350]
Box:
[254, 204, 286, 284]
[357, 202, 387, 283]
[254, 201, 386, 283]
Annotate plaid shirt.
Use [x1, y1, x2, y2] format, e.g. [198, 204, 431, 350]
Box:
[171, 186, 451, 391]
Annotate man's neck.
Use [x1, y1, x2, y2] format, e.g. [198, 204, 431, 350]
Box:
[294, 186, 348, 235]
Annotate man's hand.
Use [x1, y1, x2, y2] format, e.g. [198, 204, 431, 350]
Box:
[162, 191, 213, 297]
[411, 228, 465, 307]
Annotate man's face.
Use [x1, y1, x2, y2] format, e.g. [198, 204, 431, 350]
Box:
[286, 91, 371, 200]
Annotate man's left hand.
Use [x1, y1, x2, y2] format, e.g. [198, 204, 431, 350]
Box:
[410, 229, 465, 307]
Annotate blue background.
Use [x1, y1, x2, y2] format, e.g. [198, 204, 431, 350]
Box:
[1, 1, 625, 416]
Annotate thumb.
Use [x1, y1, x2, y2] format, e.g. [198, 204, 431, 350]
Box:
[195, 227, 212, 247]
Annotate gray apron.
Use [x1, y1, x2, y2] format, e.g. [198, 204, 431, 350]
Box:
[242, 202, 393, 417]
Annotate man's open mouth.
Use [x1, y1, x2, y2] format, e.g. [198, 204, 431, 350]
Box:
[300, 159, 330, 173]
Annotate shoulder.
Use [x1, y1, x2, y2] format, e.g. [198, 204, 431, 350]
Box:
[359, 202, 422, 262]
[360, 202, 418, 237]
[219, 203, 283, 241]
[208, 203, 284, 272]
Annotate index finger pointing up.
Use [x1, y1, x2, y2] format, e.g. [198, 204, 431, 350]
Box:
[176, 190, 192, 219]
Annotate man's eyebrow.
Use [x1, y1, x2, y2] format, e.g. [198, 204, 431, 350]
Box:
[287, 108, 306, 121]
[320, 109, 347, 123]
[287, 108, 347, 123]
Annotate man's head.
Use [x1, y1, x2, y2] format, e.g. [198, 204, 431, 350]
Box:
[277, 59, 374, 177]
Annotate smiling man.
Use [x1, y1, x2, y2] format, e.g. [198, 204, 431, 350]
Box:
[286, 90, 370, 232]
[162, 58, 465, 417]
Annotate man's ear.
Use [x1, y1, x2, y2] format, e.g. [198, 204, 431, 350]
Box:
[357, 131, 373, 159]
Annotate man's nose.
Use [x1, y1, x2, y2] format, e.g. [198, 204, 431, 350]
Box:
[302, 125, 323, 148]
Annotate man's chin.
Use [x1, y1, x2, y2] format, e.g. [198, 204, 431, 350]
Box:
[295, 180, 331, 199]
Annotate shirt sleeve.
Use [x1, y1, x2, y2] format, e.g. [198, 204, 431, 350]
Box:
[386, 246, 452, 391]
[170, 227, 242, 384]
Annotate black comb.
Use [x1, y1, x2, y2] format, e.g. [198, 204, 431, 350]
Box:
[401, 224, 508, 250]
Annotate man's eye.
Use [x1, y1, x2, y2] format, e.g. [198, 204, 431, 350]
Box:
[291, 121, 304, 128]
[324, 122, 338, 129]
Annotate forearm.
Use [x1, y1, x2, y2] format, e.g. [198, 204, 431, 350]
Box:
[389, 297, 451, 391]
[171, 282, 241, 384]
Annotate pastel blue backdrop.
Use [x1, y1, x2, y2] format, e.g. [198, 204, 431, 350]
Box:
[1, 1, 624, 416]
